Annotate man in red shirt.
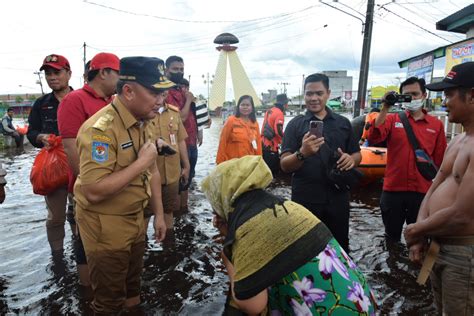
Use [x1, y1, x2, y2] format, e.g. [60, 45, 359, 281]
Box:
[261, 93, 287, 174]
[367, 77, 447, 241]
[165, 56, 196, 212]
[57, 52, 120, 287]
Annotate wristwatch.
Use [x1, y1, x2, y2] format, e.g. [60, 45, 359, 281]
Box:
[295, 150, 305, 161]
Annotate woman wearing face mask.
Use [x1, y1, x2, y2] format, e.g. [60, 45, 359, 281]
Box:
[365, 77, 447, 243]
[216, 95, 262, 164]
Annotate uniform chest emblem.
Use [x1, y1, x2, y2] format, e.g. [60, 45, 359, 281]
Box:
[395, 122, 404, 128]
[92, 141, 109, 162]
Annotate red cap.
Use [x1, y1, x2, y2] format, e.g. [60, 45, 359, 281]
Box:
[89, 52, 120, 71]
[40, 54, 71, 71]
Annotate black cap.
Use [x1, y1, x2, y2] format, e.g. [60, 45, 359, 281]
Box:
[119, 56, 175, 92]
[276, 93, 288, 105]
[426, 62, 474, 91]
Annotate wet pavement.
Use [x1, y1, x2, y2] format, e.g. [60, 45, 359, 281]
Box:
[0, 117, 434, 315]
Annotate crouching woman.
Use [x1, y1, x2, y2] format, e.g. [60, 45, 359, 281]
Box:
[201, 156, 377, 315]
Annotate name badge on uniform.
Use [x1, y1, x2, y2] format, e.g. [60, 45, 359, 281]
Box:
[251, 139, 258, 150]
[92, 142, 109, 162]
[170, 133, 177, 146]
[121, 141, 133, 149]
[395, 122, 404, 128]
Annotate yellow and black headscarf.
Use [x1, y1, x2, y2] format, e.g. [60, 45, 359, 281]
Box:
[202, 156, 332, 300]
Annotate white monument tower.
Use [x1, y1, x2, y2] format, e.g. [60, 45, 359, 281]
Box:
[208, 33, 261, 110]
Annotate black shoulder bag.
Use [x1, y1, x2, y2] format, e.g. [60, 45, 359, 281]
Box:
[398, 111, 438, 181]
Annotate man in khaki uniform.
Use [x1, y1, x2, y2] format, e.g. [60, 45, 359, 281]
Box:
[145, 98, 190, 232]
[74, 56, 173, 313]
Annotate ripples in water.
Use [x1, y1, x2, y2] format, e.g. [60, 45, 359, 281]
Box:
[0, 118, 435, 314]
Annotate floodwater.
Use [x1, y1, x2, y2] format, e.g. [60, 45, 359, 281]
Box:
[0, 117, 435, 315]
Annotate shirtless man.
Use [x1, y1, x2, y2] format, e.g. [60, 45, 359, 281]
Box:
[404, 61, 474, 314]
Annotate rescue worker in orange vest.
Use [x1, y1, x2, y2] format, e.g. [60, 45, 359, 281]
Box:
[261, 94, 287, 174]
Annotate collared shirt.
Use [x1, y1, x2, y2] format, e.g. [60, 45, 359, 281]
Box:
[27, 89, 73, 148]
[367, 110, 447, 193]
[152, 103, 188, 185]
[58, 84, 113, 138]
[166, 87, 198, 146]
[216, 115, 262, 164]
[58, 84, 113, 192]
[281, 108, 360, 204]
[74, 97, 154, 215]
[261, 106, 285, 152]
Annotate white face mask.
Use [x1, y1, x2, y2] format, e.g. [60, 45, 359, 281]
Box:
[403, 98, 424, 112]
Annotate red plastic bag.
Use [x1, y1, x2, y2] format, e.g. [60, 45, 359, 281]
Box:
[30, 134, 69, 196]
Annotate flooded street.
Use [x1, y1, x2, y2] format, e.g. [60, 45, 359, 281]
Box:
[0, 116, 434, 315]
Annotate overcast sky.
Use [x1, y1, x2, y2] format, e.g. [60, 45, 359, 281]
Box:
[1, 0, 470, 99]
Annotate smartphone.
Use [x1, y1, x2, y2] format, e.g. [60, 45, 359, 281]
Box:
[309, 121, 323, 138]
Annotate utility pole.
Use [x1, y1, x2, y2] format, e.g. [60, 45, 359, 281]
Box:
[33, 71, 44, 95]
[83, 42, 87, 72]
[354, 0, 375, 118]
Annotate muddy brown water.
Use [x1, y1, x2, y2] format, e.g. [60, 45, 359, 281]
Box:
[0, 117, 435, 315]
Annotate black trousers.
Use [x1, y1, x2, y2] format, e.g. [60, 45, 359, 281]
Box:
[294, 192, 350, 252]
[380, 191, 425, 242]
[262, 149, 280, 175]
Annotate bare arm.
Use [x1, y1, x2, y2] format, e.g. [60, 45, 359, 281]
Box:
[180, 91, 194, 122]
[63, 138, 80, 176]
[221, 251, 268, 315]
[81, 141, 157, 204]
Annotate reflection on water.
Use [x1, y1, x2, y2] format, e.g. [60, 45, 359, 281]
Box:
[0, 117, 434, 314]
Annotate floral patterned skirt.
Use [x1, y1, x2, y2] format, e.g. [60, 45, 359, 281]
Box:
[268, 238, 377, 315]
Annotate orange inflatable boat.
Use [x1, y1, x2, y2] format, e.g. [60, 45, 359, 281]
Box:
[357, 146, 387, 185]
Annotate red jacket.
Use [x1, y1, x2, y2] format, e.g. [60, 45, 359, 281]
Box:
[367, 110, 447, 193]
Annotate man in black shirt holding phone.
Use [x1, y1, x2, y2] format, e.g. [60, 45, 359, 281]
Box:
[281, 73, 361, 251]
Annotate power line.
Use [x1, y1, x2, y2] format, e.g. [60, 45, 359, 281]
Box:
[320, 1, 365, 33]
[377, 4, 453, 43]
[85, 7, 320, 53]
[335, 1, 366, 19]
[83, 0, 319, 24]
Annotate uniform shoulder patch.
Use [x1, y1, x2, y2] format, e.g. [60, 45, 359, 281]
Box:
[92, 112, 114, 131]
[167, 104, 180, 112]
[92, 141, 109, 162]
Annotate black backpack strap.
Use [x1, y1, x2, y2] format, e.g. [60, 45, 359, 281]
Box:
[398, 111, 420, 151]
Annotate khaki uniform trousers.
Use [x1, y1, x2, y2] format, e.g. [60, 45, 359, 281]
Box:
[76, 205, 146, 314]
[144, 181, 179, 218]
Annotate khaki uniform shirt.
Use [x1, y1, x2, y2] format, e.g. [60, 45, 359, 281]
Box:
[74, 97, 154, 215]
[152, 103, 187, 185]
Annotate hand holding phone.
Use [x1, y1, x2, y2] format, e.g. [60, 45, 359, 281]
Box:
[309, 121, 324, 138]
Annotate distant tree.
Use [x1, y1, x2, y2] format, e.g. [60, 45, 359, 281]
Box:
[28, 95, 37, 101]
[15, 96, 24, 104]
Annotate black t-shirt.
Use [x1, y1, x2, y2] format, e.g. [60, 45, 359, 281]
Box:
[27, 88, 73, 148]
[281, 108, 360, 204]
